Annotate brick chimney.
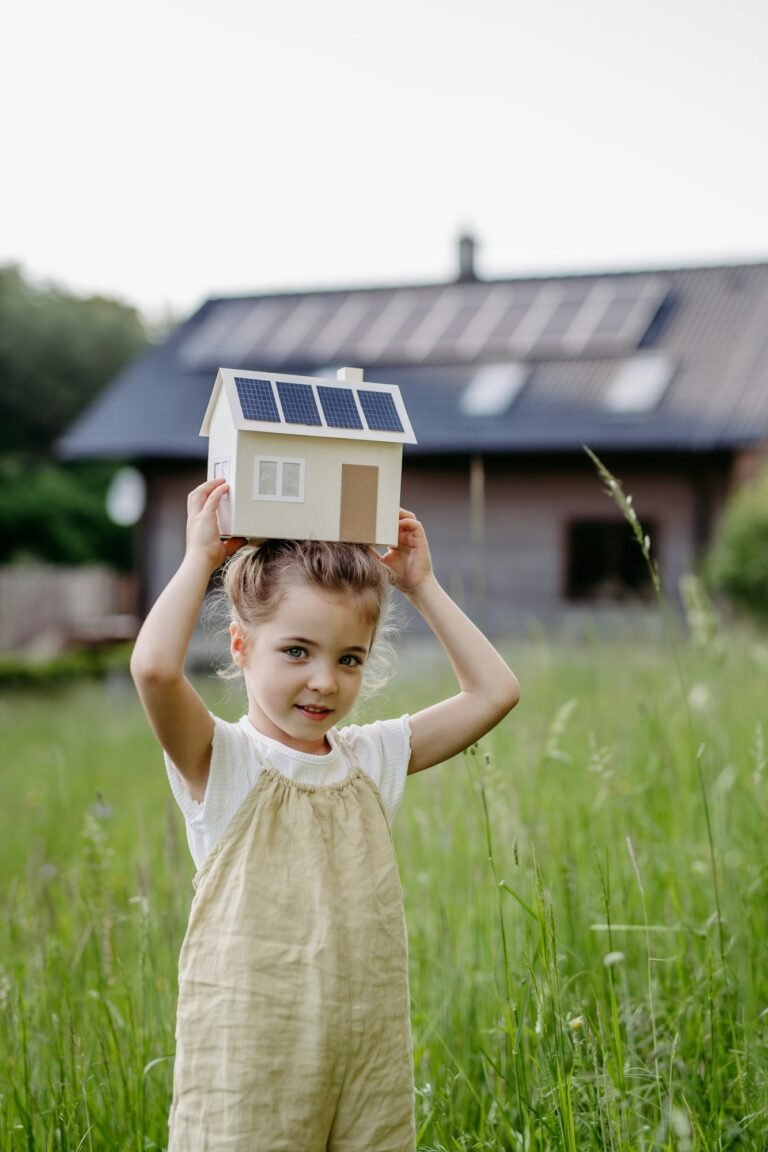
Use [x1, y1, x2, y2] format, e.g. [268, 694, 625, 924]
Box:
[457, 233, 478, 282]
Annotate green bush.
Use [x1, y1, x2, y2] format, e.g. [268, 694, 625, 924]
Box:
[0, 457, 134, 568]
[0, 264, 149, 568]
[706, 468, 768, 621]
[0, 644, 132, 689]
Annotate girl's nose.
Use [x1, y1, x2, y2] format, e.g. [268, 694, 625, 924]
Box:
[307, 663, 337, 693]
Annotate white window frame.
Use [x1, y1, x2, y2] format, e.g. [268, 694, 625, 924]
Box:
[213, 457, 230, 480]
[253, 456, 305, 502]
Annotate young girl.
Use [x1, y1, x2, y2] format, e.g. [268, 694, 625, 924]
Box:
[131, 477, 520, 1152]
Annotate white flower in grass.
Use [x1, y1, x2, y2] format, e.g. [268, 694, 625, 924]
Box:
[751, 644, 768, 669]
[670, 1104, 692, 1150]
[687, 683, 711, 712]
[603, 950, 625, 967]
[0, 967, 10, 1010]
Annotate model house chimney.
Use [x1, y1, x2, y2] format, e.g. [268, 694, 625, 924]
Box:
[457, 233, 478, 282]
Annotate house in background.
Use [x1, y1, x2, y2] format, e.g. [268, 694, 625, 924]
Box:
[59, 240, 768, 632]
[201, 366, 415, 545]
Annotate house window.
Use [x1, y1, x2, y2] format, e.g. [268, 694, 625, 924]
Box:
[605, 355, 675, 413]
[566, 518, 657, 601]
[213, 458, 230, 480]
[460, 363, 528, 416]
[253, 457, 305, 502]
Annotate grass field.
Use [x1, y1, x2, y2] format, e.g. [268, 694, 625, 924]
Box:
[2, 624, 767, 1150]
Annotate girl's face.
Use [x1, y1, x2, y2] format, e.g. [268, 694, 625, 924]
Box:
[230, 582, 377, 755]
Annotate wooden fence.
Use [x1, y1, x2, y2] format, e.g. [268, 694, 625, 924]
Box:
[0, 565, 138, 652]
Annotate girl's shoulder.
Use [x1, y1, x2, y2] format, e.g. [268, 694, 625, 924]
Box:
[165, 713, 261, 828]
[336, 713, 411, 763]
[336, 714, 412, 822]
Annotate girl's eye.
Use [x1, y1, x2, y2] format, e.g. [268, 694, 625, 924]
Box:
[339, 654, 363, 668]
[284, 647, 307, 659]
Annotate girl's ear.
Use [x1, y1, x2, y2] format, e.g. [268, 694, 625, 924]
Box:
[230, 622, 248, 667]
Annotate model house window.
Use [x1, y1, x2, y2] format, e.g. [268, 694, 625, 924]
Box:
[566, 518, 657, 601]
[213, 458, 230, 480]
[253, 457, 305, 502]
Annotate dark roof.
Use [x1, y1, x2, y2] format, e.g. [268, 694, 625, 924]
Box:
[58, 261, 768, 460]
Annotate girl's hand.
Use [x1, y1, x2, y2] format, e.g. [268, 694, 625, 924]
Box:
[380, 508, 434, 596]
[186, 479, 246, 572]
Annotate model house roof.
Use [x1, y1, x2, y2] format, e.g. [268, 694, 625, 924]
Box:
[59, 258, 768, 461]
[201, 368, 417, 444]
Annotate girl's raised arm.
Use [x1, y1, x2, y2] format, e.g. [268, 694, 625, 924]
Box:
[380, 510, 520, 775]
[130, 479, 243, 800]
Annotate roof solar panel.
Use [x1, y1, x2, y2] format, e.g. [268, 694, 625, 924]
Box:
[593, 296, 639, 336]
[576, 281, 668, 351]
[276, 381, 322, 426]
[235, 376, 280, 422]
[318, 386, 363, 429]
[486, 300, 532, 341]
[539, 295, 587, 339]
[358, 390, 404, 433]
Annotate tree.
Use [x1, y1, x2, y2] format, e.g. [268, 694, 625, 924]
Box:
[0, 265, 149, 567]
[0, 265, 147, 454]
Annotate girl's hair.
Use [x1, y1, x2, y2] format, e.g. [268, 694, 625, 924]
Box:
[218, 540, 398, 695]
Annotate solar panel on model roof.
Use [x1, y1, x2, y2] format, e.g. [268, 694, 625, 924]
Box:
[317, 386, 363, 430]
[235, 377, 280, 422]
[276, 381, 322, 426]
[357, 390, 404, 433]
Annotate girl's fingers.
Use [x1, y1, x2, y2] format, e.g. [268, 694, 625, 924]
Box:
[223, 536, 247, 558]
[188, 479, 228, 513]
[188, 478, 224, 509]
[202, 479, 227, 500]
[192, 477, 227, 496]
[206, 482, 230, 506]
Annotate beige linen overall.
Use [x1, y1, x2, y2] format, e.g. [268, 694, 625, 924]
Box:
[168, 764, 416, 1152]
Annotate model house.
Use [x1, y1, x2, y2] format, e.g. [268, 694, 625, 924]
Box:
[200, 366, 416, 545]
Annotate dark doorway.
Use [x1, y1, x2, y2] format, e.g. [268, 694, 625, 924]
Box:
[566, 518, 657, 601]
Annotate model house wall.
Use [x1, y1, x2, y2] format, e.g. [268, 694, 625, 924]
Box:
[213, 432, 403, 542]
[207, 395, 238, 533]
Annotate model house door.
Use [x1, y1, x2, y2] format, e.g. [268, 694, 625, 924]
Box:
[340, 464, 378, 542]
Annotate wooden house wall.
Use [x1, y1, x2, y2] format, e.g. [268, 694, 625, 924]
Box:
[401, 454, 731, 632]
[141, 467, 202, 611]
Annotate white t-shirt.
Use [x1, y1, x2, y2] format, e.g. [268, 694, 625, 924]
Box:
[165, 714, 412, 869]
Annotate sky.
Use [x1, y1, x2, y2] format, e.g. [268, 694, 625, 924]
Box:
[2, 0, 767, 322]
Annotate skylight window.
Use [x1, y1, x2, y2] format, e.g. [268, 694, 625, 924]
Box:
[605, 355, 675, 414]
[460, 363, 528, 417]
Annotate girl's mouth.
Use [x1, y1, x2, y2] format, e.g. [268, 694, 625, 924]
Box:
[295, 705, 332, 721]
